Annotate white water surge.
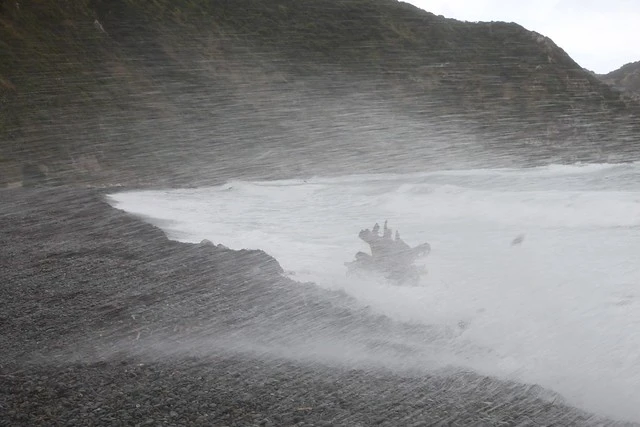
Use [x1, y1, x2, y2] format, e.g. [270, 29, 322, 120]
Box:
[108, 162, 640, 422]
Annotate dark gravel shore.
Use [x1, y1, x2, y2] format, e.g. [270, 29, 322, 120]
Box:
[0, 187, 636, 426]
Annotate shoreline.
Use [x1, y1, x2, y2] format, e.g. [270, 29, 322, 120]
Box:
[0, 186, 635, 426]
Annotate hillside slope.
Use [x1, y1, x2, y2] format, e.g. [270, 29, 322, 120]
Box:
[600, 61, 640, 99]
[1, 0, 639, 186]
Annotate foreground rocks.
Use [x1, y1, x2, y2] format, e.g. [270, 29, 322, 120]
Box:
[0, 187, 635, 426]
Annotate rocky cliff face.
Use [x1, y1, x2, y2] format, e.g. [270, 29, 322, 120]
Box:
[2, 0, 639, 187]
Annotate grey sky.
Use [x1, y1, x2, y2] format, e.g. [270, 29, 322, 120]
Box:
[405, 0, 639, 74]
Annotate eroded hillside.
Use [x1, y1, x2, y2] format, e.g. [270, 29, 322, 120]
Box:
[2, 0, 639, 187]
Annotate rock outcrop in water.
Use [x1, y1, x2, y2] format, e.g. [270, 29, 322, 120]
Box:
[2, 0, 640, 187]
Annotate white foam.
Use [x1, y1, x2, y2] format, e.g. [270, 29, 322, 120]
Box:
[108, 162, 640, 422]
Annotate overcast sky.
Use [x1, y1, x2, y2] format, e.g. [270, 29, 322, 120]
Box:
[405, 0, 639, 74]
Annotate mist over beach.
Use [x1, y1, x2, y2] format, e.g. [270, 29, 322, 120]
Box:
[2, 1, 640, 425]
